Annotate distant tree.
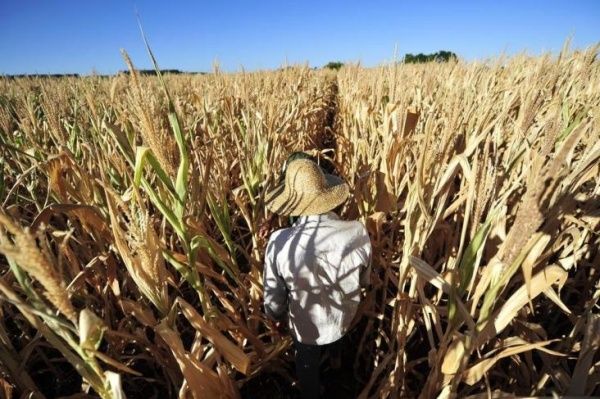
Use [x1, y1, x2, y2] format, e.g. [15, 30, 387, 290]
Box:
[324, 61, 344, 70]
[403, 51, 457, 64]
[118, 69, 183, 76]
[434, 50, 457, 62]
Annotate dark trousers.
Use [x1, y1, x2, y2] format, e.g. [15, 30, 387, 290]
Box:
[293, 336, 345, 399]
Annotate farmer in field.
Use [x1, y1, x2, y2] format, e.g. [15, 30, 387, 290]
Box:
[263, 155, 372, 398]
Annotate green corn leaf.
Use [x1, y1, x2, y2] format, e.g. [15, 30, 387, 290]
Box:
[136, 13, 189, 216]
[556, 109, 586, 144]
[190, 235, 239, 280]
[140, 179, 186, 240]
[477, 236, 539, 329]
[206, 194, 236, 259]
[162, 250, 203, 293]
[458, 209, 497, 294]
[169, 113, 189, 212]
[134, 146, 177, 195]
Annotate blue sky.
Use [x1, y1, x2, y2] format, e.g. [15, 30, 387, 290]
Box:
[1, 1, 599, 75]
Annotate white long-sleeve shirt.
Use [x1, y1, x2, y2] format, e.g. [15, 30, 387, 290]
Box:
[263, 212, 372, 345]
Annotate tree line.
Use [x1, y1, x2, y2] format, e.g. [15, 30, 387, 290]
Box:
[323, 50, 458, 70]
[403, 50, 457, 63]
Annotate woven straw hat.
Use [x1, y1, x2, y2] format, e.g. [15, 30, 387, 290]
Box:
[265, 159, 349, 216]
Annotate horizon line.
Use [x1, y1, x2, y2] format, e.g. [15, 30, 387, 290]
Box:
[2, 43, 598, 77]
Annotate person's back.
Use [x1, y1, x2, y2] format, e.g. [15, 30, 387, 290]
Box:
[265, 211, 371, 345]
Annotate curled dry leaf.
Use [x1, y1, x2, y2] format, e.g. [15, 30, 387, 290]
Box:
[155, 320, 224, 399]
[177, 297, 251, 375]
[463, 339, 563, 385]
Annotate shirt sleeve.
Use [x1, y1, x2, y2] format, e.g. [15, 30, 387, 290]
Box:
[263, 235, 288, 320]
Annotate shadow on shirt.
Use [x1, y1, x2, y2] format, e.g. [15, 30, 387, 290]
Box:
[265, 210, 371, 345]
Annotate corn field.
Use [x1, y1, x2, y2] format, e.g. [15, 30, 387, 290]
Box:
[0, 45, 599, 398]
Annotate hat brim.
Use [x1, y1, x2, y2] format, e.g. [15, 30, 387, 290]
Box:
[265, 174, 349, 216]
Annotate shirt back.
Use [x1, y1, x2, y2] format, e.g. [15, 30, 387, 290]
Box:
[263, 212, 371, 345]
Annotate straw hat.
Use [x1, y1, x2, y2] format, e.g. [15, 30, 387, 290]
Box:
[265, 159, 349, 216]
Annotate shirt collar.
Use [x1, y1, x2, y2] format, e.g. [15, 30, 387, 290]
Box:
[294, 211, 340, 225]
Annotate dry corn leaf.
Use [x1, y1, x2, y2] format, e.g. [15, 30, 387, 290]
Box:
[105, 190, 169, 314]
[477, 264, 568, 346]
[374, 170, 397, 212]
[403, 109, 419, 136]
[463, 339, 562, 385]
[156, 320, 223, 399]
[521, 233, 551, 303]
[93, 351, 142, 377]
[543, 287, 572, 314]
[119, 298, 157, 327]
[31, 204, 112, 242]
[177, 298, 251, 375]
[441, 337, 465, 375]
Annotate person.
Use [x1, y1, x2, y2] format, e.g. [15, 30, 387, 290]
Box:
[263, 157, 372, 398]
